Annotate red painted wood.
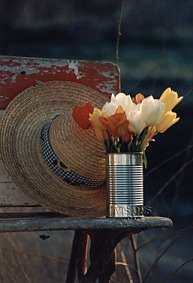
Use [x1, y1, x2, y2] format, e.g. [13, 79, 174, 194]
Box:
[0, 56, 120, 109]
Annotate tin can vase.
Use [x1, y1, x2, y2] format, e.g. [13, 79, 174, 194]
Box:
[106, 152, 144, 218]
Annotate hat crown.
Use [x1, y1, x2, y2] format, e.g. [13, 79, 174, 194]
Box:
[49, 115, 106, 180]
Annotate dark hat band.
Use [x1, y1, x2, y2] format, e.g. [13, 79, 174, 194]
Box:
[40, 122, 105, 190]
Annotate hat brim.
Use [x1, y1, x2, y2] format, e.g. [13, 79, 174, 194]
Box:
[0, 81, 109, 217]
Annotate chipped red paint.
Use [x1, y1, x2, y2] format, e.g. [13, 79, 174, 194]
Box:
[0, 56, 120, 109]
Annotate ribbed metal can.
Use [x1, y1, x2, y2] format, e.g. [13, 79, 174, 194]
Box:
[106, 152, 144, 218]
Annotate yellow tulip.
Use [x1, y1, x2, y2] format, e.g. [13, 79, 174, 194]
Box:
[159, 88, 183, 113]
[89, 108, 108, 141]
[89, 108, 107, 130]
[156, 111, 180, 133]
[147, 126, 157, 141]
[142, 126, 157, 149]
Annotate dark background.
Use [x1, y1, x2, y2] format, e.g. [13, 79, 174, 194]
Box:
[0, 1, 193, 282]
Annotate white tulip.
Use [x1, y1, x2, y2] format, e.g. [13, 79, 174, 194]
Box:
[126, 103, 146, 134]
[111, 92, 127, 105]
[111, 92, 132, 111]
[102, 93, 133, 115]
[141, 96, 165, 126]
[129, 113, 146, 135]
[102, 101, 117, 115]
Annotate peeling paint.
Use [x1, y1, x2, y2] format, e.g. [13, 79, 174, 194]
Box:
[96, 70, 119, 94]
[12, 58, 69, 68]
[0, 64, 39, 75]
[11, 74, 18, 83]
[97, 80, 117, 94]
[0, 58, 69, 81]
[66, 60, 83, 79]
[100, 70, 116, 79]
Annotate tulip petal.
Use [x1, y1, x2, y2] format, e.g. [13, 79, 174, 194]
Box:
[72, 101, 94, 129]
[159, 88, 183, 113]
[156, 111, 180, 133]
[141, 96, 165, 126]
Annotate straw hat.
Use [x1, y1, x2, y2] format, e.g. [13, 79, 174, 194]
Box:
[0, 81, 109, 217]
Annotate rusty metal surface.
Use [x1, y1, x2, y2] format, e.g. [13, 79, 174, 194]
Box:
[0, 55, 120, 109]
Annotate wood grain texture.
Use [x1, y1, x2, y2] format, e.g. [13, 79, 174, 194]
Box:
[0, 216, 173, 232]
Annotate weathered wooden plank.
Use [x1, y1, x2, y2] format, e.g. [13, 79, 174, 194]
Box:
[0, 182, 38, 207]
[0, 109, 35, 206]
[0, 212, 62, 218]
[0, 56, 120, 109]
[0, 158, 38, 206]
[0, 216, 173, 232]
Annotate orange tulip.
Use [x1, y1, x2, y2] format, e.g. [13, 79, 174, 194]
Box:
[99, 111, 131, 142]
[118, 119, 131, 142]
[132, 93, 145, 104]
[72, 101, 94, 129]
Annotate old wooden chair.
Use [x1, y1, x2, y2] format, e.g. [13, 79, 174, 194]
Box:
[0, 55, 172, 283]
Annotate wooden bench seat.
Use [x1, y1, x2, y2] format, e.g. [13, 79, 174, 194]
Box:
[0, 212, 172, 233]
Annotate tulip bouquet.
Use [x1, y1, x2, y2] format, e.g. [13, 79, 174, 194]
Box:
[72, 88, 182, 167]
